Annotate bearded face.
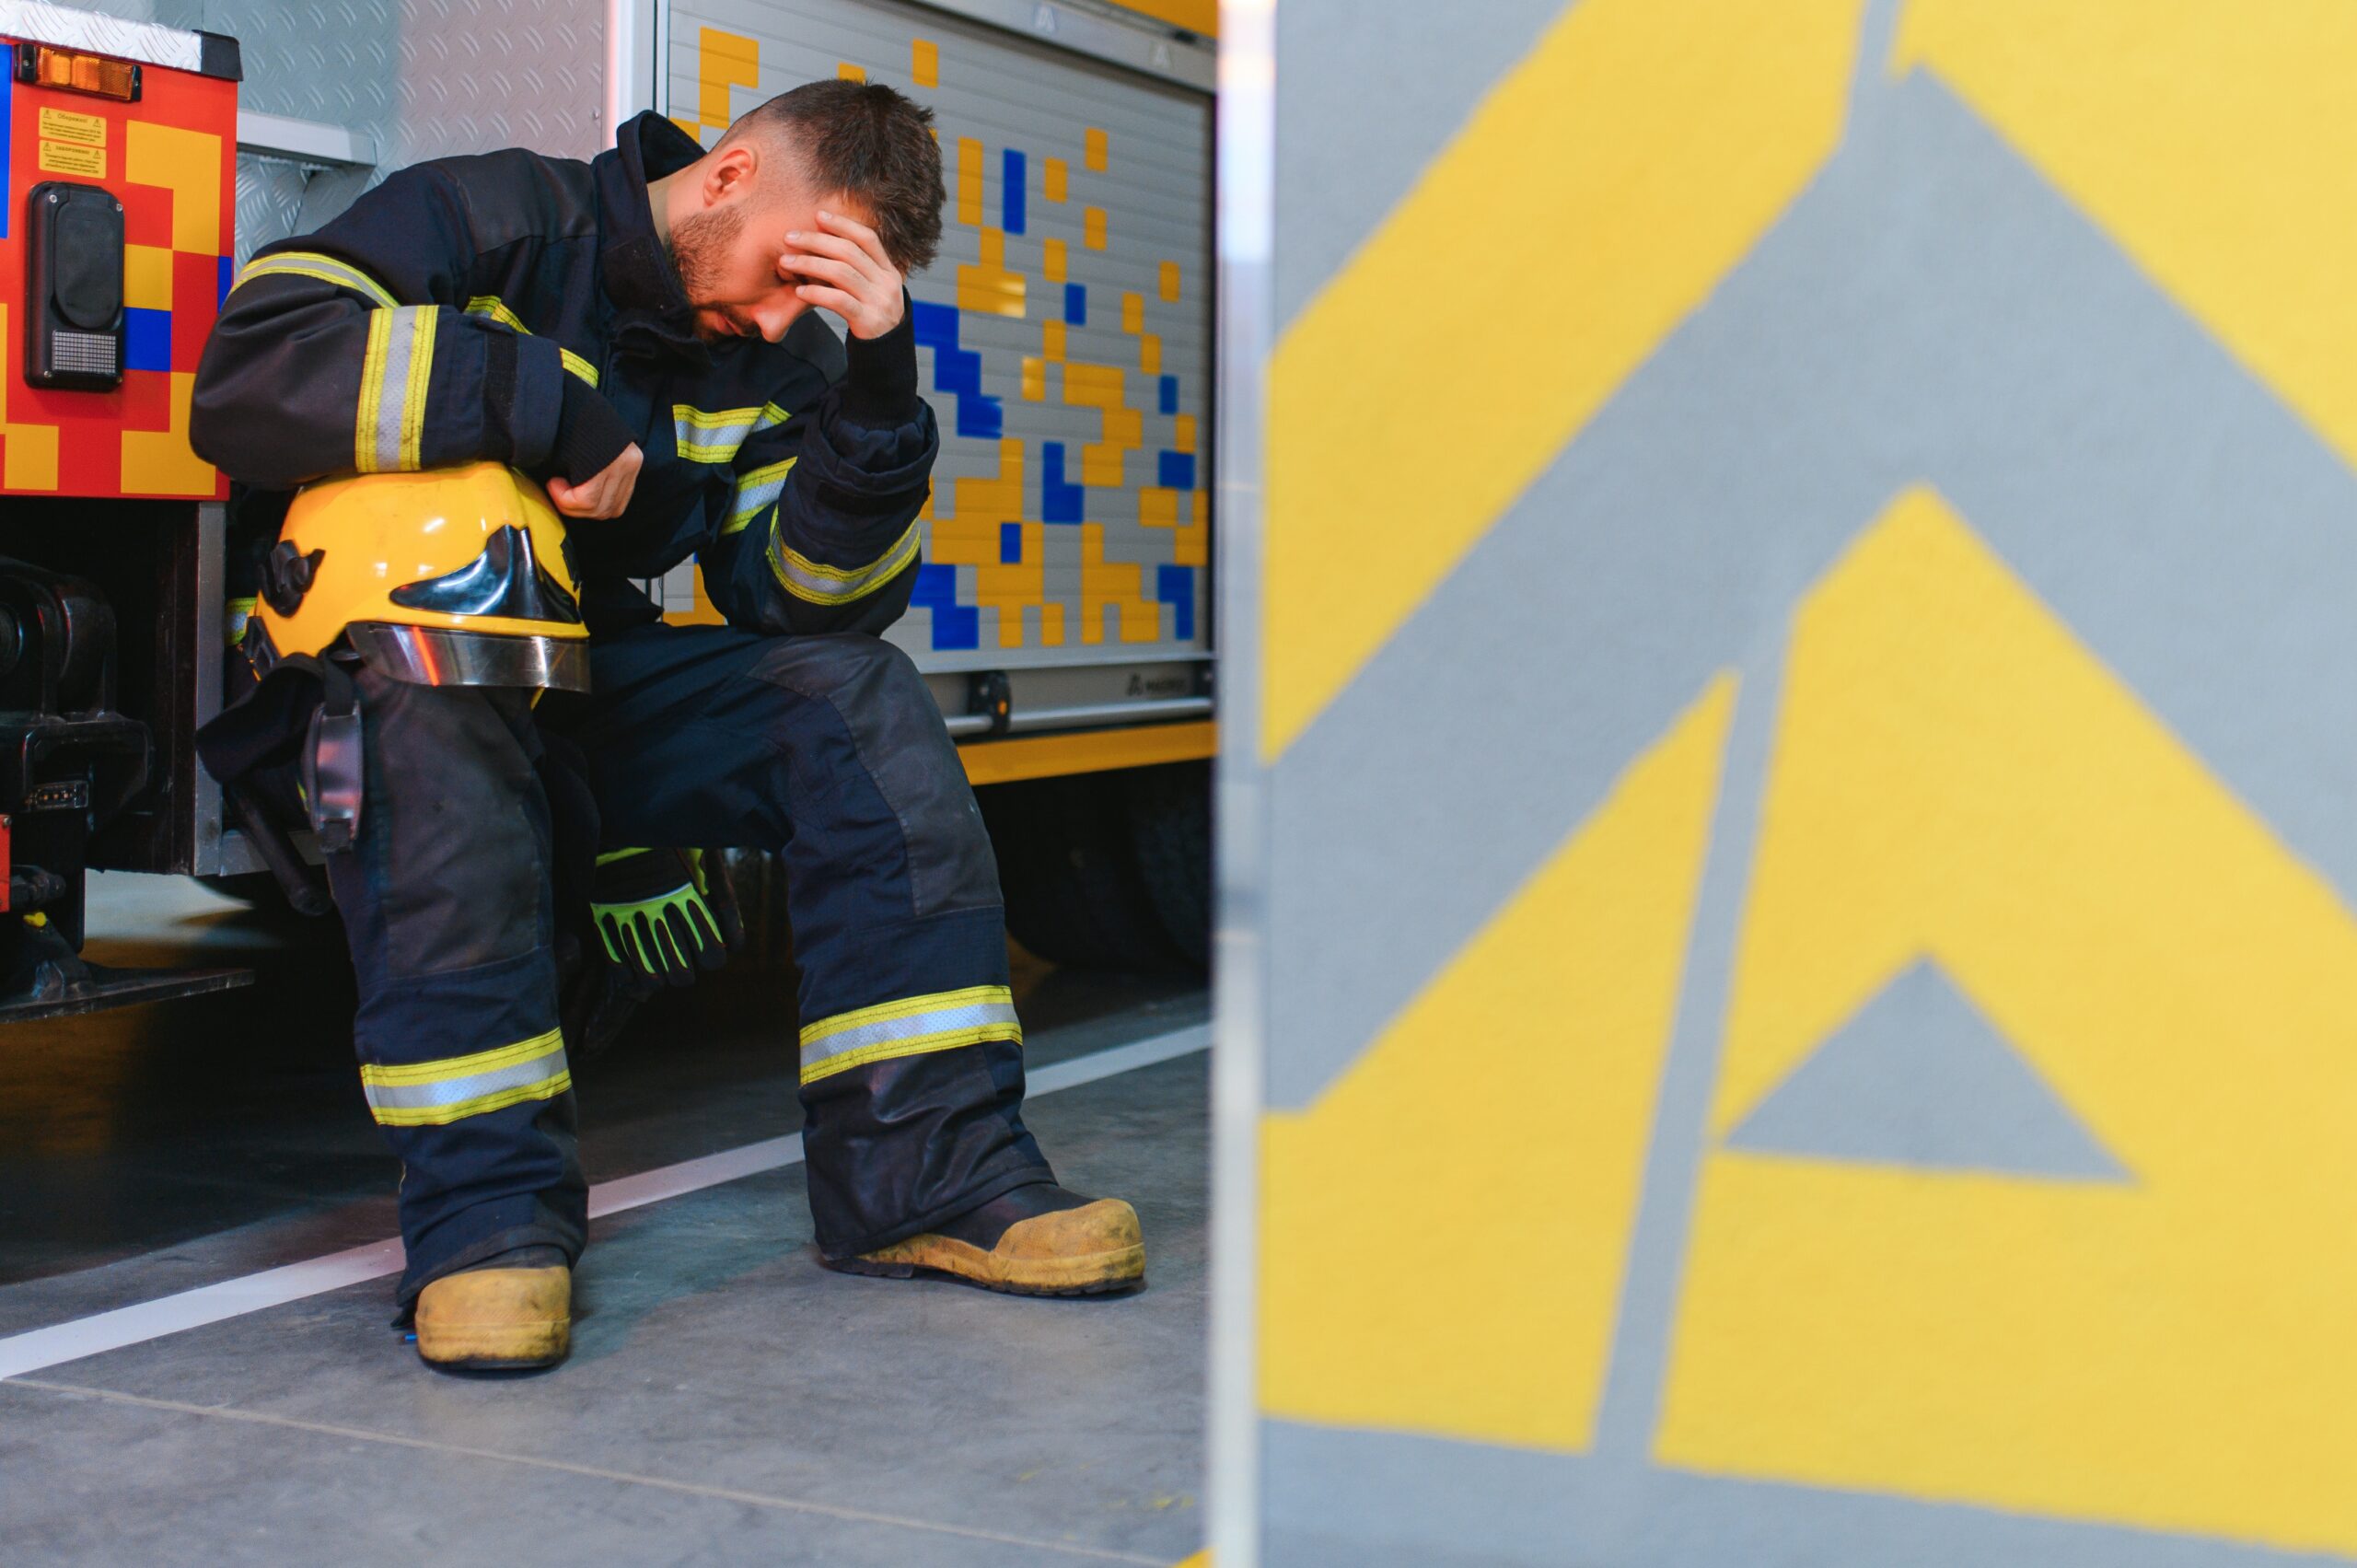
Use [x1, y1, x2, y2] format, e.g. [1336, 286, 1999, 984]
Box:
[667, 201, 752, 341]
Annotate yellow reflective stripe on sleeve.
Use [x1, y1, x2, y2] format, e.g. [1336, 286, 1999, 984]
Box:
[400, 307, 436, 470]
[673, 401, 791, 465]
[724, 457, 796, 536]
[675, 404, 761, 429]
[799, 985, 1021, 1085]
[358, 1028, 570, 1127]
[465, 296, 600, 388]
[674, 404, 757, 464]
[354, 308, 394, 473]
[356, 307, 438, 473]
[463, 294, 526, 331]
[768, 520, 921, 606]
[234, 250, 398, 308]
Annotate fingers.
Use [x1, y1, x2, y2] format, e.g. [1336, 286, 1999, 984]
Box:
[623, 914, 656, 978]
[777, 252, 871, 310]
[793, 283, 865, 320]
[786, 212, 904, 340]
[815, 207, 888, 268]
[687, 900, 727, 969]
[780, 226, 877, 281]
[696, 848, 747, 952]
[547, 443, 644, 519]
[658, 905, 698, 986]
[594, 443, 643, 516]
[545, 474, 588, 517]
[777, 250, 866, 296]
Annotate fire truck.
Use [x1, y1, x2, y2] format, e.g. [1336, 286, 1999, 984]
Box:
[0, 0, 1214, 1019]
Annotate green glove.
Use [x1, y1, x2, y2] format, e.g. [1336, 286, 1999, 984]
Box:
[590, 847, 738, 991]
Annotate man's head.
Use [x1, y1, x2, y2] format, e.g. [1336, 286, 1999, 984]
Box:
[664, 79, 945, 343]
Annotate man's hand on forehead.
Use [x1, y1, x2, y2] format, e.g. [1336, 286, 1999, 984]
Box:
[779, 209, 906, 341]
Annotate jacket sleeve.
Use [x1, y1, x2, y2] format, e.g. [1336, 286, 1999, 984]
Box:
[190, 164, 621, 489]
[705, 308, 939, 638]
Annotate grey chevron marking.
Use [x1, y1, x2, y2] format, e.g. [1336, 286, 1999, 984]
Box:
[1265, 68, 2357, 1109]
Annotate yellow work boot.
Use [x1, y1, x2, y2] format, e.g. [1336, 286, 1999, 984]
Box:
[828, 1184, 1145, 1296]
[413, 1249, 572, 1371]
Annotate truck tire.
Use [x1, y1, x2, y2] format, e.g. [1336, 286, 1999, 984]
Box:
[977, 772, 1190, 974]
[1121, 761, 1212, 971]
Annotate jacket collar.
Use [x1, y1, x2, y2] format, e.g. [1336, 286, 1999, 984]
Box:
[595, 111, 710, 363]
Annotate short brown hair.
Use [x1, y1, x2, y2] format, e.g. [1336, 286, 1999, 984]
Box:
[726, 79, 945, 275]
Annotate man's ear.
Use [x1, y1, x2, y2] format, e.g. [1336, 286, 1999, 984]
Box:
[702, 142, 759, 206]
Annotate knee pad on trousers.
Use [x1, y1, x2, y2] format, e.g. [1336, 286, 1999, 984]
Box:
[750, 634, 1002, 919]
[338, 669, 552, 981]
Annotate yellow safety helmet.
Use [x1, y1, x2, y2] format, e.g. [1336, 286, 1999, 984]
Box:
[254, 462, 590, 692]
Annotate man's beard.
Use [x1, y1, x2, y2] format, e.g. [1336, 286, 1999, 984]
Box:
[668, 203, 745, 335]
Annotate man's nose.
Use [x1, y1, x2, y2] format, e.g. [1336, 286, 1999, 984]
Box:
[752, 295, 808, 343]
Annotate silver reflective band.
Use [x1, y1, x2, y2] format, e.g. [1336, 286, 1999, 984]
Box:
[725, 458, 795, 535]
[768, 522, 922, 607]
[799, 986, 1022, 1084]
[346, 623, 592, 692]
[357, 306, 435, 474]
[358, 1030, 571, 1127]
[674, 402, 787, 465]
[363, 1048, 570, 1117]
[808, 996, 1020, 1057]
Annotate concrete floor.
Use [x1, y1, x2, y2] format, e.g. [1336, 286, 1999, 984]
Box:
[0, 874, 1211, 1566]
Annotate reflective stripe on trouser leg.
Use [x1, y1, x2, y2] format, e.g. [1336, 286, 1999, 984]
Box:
[361, 1028, 570, 1124]
[546, 627, 1057, 1258]
[799, 985, 1021, 1084]
[792, 907, 1050, 1260]
[327, 667, 587, 1306]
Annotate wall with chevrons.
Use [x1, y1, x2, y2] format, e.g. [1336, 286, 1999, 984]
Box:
[1242, 3, 2357, 1562]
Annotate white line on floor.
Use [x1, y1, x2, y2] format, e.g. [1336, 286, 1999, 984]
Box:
[0, 1020, 1210, 1383]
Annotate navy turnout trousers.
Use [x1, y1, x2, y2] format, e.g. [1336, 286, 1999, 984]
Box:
[329, 622, 1052, 1306]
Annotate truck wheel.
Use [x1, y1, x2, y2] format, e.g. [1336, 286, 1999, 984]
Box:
[1121, 761, 1212, 971]
[977, 772, 1189, 974]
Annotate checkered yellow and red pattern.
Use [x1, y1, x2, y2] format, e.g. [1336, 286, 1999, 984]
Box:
[0, 36, 234, 499]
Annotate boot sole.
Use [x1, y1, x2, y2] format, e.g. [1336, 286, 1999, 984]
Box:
[419, 1349, 569, 1373]
[415, 1327, 571, 1374]
[822, 1246, 1146, 1297]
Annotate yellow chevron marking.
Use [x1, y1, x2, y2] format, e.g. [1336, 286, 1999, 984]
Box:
[1658, 489, 2357, 1549]
[1893, 0, 2357, 473]
[1261, 675, 1734, 1449]
[1261, 0, 1864, 761]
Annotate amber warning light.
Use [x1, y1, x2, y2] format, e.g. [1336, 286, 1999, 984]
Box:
[12, 43, 141, 102]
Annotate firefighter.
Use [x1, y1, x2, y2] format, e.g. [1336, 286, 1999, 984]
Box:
[190, 81, 1144, 1373]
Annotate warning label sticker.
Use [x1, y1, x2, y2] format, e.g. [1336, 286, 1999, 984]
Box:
[37, 108, 107, 147]
[38, 140, 107, 178]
